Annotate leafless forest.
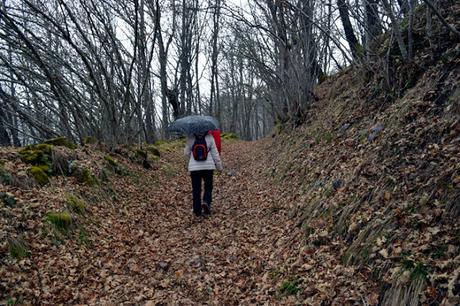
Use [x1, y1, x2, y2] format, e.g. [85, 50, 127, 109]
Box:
[0, 0, 455, 145]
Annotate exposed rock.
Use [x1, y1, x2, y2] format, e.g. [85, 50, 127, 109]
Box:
[368, 123, 384, 141]
[189, 255, 203, 268]
[332, 179, 343, 190]
[157, 261, 170, 271]
[337, 123, 351, 137]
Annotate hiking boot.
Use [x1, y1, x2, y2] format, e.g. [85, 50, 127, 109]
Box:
[192, 208, 202, 216]
[202, 203, 211, 215]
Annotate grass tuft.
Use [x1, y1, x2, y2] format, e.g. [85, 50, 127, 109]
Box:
[8, 238, 30, 259]
[66, 195, 86, 214]
[279, 279, 301, 296]
[46, 212, 72, 232]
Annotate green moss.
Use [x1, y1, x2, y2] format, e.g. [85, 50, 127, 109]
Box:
[8, 238, 30, 259]
[154, 139, 185, 153]
[1, 192, 17, 207]
[43, 136, 77, 149]
[104, 155, 128, 176]
[323, 186, 335, 198]
[6, 297, 24, 305]
[323, 132, 334, 144]
[104, 155, 117, 167]
[83, 136, 97, 145]
[66, 195, 86, 214]
[71, 163, 97, 186]
[221, 132, 238, 140]
[146, 145, 161, 157]
[358, 129, 368, 144]
[150, 154, 160, 161]
[18, 145, 51, 165]
[34, 143, 53, 152]
[279, 279, 301, 296]
[135, 149, 148, 159]
[46, 212, 72, 232]
[30, 166, 49, 186]
[154, 140, 168, 146]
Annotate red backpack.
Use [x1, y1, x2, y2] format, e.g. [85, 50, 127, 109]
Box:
[209, 129, 221, 154]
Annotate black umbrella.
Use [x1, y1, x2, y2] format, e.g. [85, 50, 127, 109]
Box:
[168, 115, 219, 135]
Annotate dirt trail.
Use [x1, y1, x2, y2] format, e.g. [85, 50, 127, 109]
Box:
[78, 140, 296, 305]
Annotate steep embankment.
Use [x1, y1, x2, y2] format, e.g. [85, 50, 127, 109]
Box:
[260, 5, 460, 304]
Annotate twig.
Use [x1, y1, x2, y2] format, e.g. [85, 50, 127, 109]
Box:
[422, 0, 460, 38]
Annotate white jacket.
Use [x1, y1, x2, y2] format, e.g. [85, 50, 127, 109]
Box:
[184, 135, 223, 172]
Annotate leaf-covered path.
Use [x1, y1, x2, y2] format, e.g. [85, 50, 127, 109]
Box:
[72, 140, 298, 305]
[2, 140, 377, 305]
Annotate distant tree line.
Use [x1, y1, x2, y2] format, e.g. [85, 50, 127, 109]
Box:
[0, 0, 456, 146]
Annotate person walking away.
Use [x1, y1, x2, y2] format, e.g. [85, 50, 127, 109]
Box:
[184, 132, 223, 217]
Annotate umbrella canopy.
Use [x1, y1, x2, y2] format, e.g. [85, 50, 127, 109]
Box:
[168, 115, 219, 135]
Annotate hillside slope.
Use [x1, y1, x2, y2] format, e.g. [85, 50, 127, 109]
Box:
[261, 4, 460, 304]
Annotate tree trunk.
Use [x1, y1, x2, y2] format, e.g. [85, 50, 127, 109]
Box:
[364, 0, 382, 56]
[337, 0, 362, 61]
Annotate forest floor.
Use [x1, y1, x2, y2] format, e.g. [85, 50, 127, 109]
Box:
[1, 139, 379, 305]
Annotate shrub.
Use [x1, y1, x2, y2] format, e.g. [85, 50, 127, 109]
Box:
[0, 192, 17, 207]
[8, 238, 30, 259]
[30, 166, 50, 186]
[43, 136, 77, 149]
[46, 212, 72, 232]
[0, 163, 13, 185]
[66, 195, 86, 215]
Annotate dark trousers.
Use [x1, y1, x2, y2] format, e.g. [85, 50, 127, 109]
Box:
[190, 170, 214, 215]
